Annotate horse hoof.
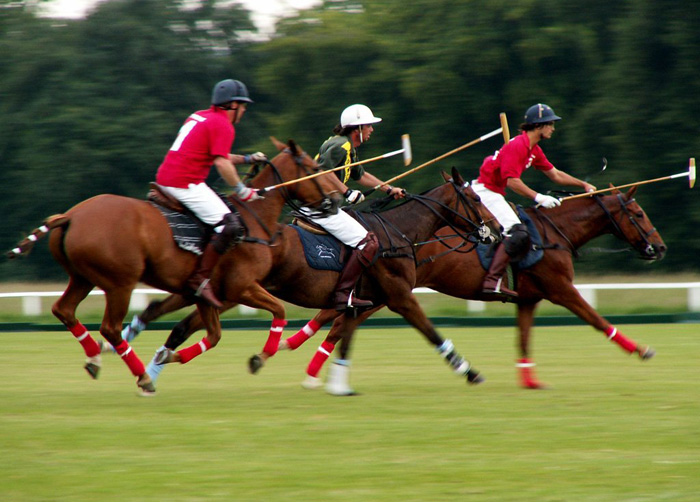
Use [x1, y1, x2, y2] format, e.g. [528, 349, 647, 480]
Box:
[522, 381, 550, 390]
[466, 369, 485, 385]
[84, 361, 101, 379]
[137, 374, 156, 396]
[153, 347, 174, 365]
[638, 346, 656, 360]
[248, 354, 264, 374]
[301, 375, 323, 390]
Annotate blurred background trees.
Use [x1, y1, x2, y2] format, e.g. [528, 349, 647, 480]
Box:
[2, 0, 699, 279]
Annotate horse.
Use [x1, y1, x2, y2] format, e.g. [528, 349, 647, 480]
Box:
[286, 186, 667, 394]
[121, 167, 499, 388]
[7, 138, 341, 395]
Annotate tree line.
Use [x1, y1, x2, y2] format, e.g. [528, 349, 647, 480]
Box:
[1, 0, 699, 280]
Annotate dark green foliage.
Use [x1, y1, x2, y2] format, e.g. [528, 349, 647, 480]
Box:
[1, 0, 698, 279]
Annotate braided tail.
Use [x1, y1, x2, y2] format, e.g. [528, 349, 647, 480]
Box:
[6, 214, 69, 259]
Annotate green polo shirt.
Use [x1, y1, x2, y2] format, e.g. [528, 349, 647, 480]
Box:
[315, 135, 365, 184]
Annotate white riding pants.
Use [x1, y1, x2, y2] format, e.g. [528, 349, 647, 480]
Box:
[471, 180, 521, 235]
[301, 208, 368, 248]
[159, 182, 230, 232]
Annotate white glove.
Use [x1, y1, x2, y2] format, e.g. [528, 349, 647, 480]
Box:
[234, 182, 262, 202]
[534, 193, 561, 209]
[244, 152, 267, 164]
[344, 189, 365, 205]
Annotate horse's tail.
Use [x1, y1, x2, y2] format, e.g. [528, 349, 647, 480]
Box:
[6, 214, 70, 259]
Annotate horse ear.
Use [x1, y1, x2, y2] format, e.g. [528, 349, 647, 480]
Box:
[609, 182, 620, 195]
[451, 166, 464, 185]
[626, 185, 638, 199]
[441, 170, 451, 182]
[287, 139, 300, 156]
[270, 136, 285, 152]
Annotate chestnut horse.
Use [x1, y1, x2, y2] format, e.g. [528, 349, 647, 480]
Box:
[7, 138, 341, 395]
[288, 186, 667, 393]
[120, 168, 498, 387]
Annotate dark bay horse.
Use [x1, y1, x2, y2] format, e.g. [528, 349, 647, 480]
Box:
[7, 138, 340, 395]
[289, 186, 667, 393]
[125, 168, 499, 387]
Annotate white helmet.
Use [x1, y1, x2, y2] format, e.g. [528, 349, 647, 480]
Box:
[340, 104, 382, 127]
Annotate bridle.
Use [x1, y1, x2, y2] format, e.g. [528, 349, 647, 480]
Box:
[595, 194, 660, 258]
[354, 179, 493, 261]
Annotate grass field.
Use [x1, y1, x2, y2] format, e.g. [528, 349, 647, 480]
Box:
[1, 324, 698, 501]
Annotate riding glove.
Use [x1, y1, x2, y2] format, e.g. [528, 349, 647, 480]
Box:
[534, 193, 561, 209]
[344, 189, 365, 204]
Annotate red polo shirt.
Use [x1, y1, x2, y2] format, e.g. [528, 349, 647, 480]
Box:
[156, 106, 235, 188]
[477, 131, 554, 196]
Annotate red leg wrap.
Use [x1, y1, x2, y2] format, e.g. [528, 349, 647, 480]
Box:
[307, 340, 335, 377]
[516, 358, 541, 389]
[177, 337, 213, 364]
[605, 326, 637, 353]
[262, 318, 288, 357]
[113, 341, 145, 377]
[69, 322, 101, 358]
[285, 319, 321, 351]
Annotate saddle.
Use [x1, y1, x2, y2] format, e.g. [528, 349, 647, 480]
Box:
[148, 183, 187, 213]
[291, 216, 328, 235]
[147, 182, 211, 256]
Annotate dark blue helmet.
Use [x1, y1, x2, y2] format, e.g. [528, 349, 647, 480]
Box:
[524, 103, 561, 124]
[211, 79, 253, 106]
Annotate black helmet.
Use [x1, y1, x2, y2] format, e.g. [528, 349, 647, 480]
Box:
[524, 103, 561, 124]
[211, 79, 253, 106]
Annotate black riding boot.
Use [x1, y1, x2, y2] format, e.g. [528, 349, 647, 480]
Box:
[334, 233, 379, 311]
[481, 242, 518, 301]
[187, 241, 223, 309]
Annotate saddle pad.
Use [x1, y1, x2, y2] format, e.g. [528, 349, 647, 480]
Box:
[476, 206, 544, 270]
[151, 203, 208, 256]
[291, 224, 345, 272]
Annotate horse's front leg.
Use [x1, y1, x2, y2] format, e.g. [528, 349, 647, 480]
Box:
[155, 303, 221, 366]
[119, 294, 194, 344]
[547, 285, 656, 360]
[388, 293, 484, 385]
[516, 301, 548, 389]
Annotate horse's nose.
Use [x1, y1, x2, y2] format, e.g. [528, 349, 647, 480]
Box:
[655, 244, 667, 260]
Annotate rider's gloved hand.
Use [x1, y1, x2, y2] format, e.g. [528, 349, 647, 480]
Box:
[344, 189, 365, 205]
[234, 182, 262, 202]
[534, 193, 561, 209]
[244, 152, 267, 164]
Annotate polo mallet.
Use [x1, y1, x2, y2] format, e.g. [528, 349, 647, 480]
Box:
[258, 134, 412, 194]
[370, 127, 503, 190]
[561, 157, 696, 202]
[499, 112, 510, 143]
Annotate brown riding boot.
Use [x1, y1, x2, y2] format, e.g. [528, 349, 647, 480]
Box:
[334, 234, 379, 311]
[481, 243, 518, 301]
[186, 242, 223, 308]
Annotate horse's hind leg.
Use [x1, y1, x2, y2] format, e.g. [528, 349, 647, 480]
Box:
[388, 294, 484, 385]
[102, 288, 154, 395]
[51, 276, 102, 379]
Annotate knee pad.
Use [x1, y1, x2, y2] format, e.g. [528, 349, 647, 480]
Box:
[504, 224, 531, 261]
[356, 232, 379, 267]
[213, 212, 245, 253]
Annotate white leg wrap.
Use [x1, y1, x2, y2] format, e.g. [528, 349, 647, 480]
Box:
[326, 360, 353, 395]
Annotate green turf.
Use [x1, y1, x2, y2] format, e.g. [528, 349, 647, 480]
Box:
[1, 324, 698, 501]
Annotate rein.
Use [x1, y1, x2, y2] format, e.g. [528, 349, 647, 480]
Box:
[530, 194, 659, 259]
[354, 181, 488, 262]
